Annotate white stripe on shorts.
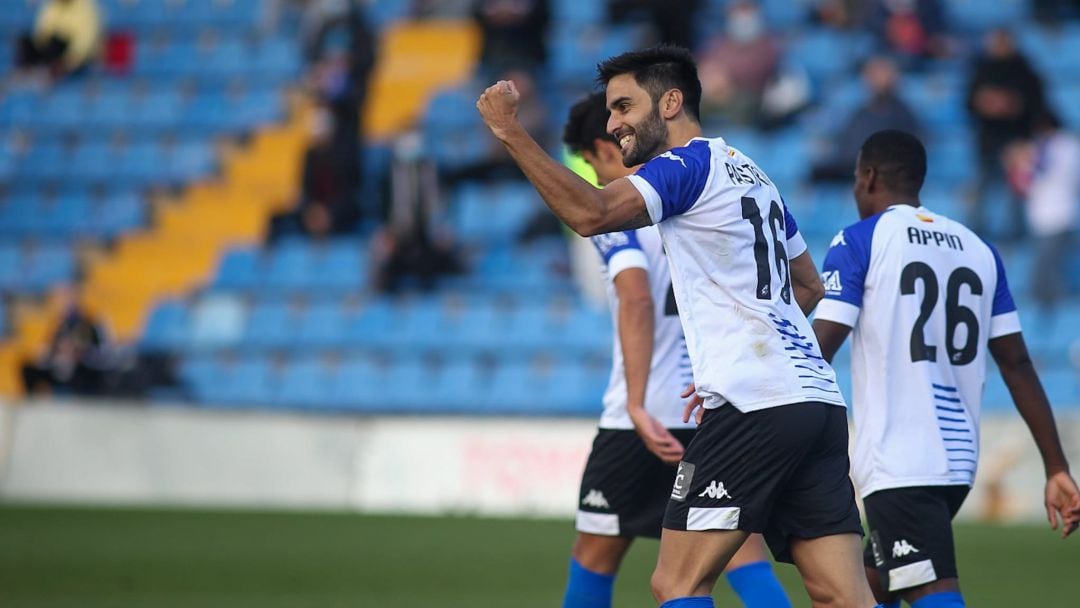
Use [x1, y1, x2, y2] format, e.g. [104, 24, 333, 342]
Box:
[686, 507, 741, 531]
[888, 559, 937, 591]
[575, 510, 619, 536]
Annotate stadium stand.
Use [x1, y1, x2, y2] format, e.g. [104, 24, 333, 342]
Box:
[1, 0, 1078, 414]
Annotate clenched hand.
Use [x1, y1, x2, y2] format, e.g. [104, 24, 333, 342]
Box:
[476, 79, 520, 141]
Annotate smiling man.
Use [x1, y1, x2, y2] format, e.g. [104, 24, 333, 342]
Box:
[476, 45, 880, 608]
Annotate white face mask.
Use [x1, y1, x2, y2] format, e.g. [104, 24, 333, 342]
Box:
[728, 11, 764, 42]
[310, 109, 334, 139]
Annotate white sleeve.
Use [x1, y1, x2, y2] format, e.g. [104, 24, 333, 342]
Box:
[626, 174, 663, 225]
[607, 248, 649, 279]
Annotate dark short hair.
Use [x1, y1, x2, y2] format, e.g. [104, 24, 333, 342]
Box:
[562, 92, 614, 155]
[596, 44, 702, 122]
[859, 129, 927, 196]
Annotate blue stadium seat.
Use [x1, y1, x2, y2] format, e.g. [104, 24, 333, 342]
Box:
[276, 357, 333, 408]
[434, 359, 489, 412]
[141, 300, 192, 351]
[945, 0, 1029, 31]
[213, 248, 262, 291]
[242, 299, 297, 349]
[294, 302, 347, 349]
[203, 356, 276, 407]
[328, 357, 380, 409]
[131, 89, 183, 132]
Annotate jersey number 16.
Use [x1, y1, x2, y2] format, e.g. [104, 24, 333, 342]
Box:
[741, 196, 791, 305]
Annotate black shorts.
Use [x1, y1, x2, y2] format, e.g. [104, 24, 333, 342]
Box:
[576, 428, 698, 539]
[863, 485, 970, 593]
[662, 402, 862, 563]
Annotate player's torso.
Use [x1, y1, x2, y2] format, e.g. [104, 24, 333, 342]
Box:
[598, 226, 694, 429]
[851, 206, 999, 494]
[655, 138, 845, 412]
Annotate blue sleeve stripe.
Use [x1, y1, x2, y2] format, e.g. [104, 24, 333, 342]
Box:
[932, 384, 958, 392]
[783, 202, 798, 240]
[591, 231, 642, 265]
[632, 140, 712, 221]
[987, 242, 1018, 316]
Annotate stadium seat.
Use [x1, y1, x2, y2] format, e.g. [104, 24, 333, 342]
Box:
[141, 300, 192, 351]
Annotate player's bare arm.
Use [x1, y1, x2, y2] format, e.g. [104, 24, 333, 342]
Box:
[989, 332, 1080, 538]
[790, 251, 825, 316]
[477, 80, 651, 236]
[614, 267, 685, 464]
[811, 319, 852, 364]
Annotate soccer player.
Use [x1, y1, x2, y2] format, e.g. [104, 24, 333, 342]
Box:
[477, 45, 881, 608]
[811, 129, 1080, 608]
[560, 93, 791, 608]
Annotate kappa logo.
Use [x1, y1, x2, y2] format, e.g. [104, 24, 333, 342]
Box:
[698, 480, 732, 500]
[581, 489, 610, 509]
[830, 230, 847, 248]
[822, 270, 842, 294]
[892, 539, 920, 558]
[659, 151, 687, 168]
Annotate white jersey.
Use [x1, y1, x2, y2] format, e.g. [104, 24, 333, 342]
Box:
[815, 205, 1021, 497]
[591, 226, 695, 429]
[626, 137, 845, 412]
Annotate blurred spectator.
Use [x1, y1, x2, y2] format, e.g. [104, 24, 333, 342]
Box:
[810, 0, 862, 28]
[1004, 110, 1079, 316]
[862, 0, 950, 68]
[304, 0, 377, 164]
[13, 0, 102, 83]
[698, 0, 781, 126]
[445, 69, 550, 184]
[812, 57, 921, 182]
[473, 0, 549, 76]
[411, 0, 474, 18]
[268, 105, 362, 242]
[1033, 0, 1080, 25]
[21, 292, 107, 396]
[373, 131, 463, 293]
[607, 0, 701, 49]
[965, 28, 1048, 241]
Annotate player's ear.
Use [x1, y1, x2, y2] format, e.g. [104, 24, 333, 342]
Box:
[864, 166, 878, 192]
[660, 89, 683, 119]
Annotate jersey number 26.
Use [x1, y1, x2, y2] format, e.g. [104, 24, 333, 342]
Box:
[900, 262, 983, 366]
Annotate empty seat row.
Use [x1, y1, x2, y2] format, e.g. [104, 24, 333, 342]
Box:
[0, 190, 144, 238]
[212, 241, 369, 292]
[0, 88, 284, 134]
[178, 355, 609, 415]
[142, 295, 613, 355]
[0, 243, 76, 292]
[8, 139, 214, 186]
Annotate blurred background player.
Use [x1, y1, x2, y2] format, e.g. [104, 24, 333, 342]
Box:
[476, 45, 878, 608]
[560, 93, 790, 608]
[812, 129, 1080, 608]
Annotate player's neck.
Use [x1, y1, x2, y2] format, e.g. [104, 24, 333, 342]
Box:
[884, 197, 921, 212]
[667, 120, 703, 149]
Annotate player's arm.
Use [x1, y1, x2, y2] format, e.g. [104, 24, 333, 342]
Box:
[614, 269, 685, 464]
[782, 204, 824, 315]
[990, 333, 1080, 537]
[809, 225, 868, 363]
[812, 319, 851, 364]
[477, 80, 650, 236]
[790, 251, 825, 316]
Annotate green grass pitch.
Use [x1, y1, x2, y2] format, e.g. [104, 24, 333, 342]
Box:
[0, 505, 1075, 607]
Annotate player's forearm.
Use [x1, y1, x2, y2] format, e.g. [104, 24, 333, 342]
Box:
[1001, 361, 1072, 476]
[618, 297, 655, 413]
[790, 252, 824, 316]
[793, 282, 823, 316]
[494, 124, 613, 236]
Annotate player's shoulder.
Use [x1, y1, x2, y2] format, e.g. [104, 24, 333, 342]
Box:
[641, 138, 714, 173]
[829, 209, 889, 252]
